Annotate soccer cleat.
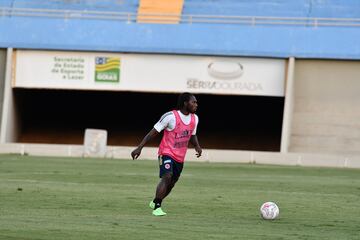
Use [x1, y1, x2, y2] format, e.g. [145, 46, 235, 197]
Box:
[152, 208, 167, 216]
[149, 200, 155, 209]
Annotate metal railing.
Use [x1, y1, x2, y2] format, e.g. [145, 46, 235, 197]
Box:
[1, 7, 360, 27]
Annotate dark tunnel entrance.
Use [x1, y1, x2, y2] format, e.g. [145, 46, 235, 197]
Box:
[14, 89, 284, 151]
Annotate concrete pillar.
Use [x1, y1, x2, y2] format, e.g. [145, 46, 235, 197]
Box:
[0, 48, 18, 143]
[280, 57, 295, 153]
[0, 49, 6, 124]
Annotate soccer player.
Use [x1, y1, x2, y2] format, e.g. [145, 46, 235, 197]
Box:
[131, 92, 202, 216]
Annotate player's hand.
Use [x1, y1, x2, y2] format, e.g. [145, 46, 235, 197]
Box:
[131, 147, 142, 160]
[195, 146, 202, 158]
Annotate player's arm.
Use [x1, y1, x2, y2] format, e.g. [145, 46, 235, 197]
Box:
[131, 128, 159, 160]
[190, 115, 202, 157]
[131, 112, 172, 160]
[190, 135, 202, 158]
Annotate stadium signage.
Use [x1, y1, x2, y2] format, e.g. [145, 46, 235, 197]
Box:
[52, 57, 85, 80]
[207, 61, 244, 80]
[13, 50, 284, 96]
[94, 57, 120, 82]
[187, 79, 263, 92]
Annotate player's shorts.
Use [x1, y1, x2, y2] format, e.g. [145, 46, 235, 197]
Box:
[158, 155, 183, 179]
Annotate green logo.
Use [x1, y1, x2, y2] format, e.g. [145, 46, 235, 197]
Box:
[95, 57, 120, 82]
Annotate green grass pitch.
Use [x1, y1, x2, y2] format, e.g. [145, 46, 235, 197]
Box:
[0, 154, 359, 240]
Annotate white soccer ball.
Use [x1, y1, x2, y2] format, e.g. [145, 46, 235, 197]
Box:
[260, 202, 279, 220]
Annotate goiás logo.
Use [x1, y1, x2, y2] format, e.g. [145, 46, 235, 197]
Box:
[95, 57, 120, 82]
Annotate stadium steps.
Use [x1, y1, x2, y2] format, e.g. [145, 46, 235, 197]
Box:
[292, 112, 360, 128]
[137, 0, 184, 24]
[290, 138, 360, 156]
[290, 106, 360, 155]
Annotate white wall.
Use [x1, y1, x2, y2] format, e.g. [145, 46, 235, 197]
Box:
[13, 50, 285, 97]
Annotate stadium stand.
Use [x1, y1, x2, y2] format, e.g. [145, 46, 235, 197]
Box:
[0, 0, 139, 12]
[0, 0, 359, 59]
[183, 0, 360, 18]
[183, 0, 310, 17]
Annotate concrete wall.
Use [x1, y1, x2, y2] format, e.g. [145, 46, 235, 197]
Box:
[0, 143, 359, 168]
[0, 49, 6, 123]
[290, 60, 360, 155]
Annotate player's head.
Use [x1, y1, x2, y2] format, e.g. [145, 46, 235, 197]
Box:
[177, 92, 198, 113]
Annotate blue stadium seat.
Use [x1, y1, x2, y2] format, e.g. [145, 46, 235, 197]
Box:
[310, 0, 360, 18]
[183, 0, 360, 18]
[183, 0, 309, 17]
[0, 0, 139, 12]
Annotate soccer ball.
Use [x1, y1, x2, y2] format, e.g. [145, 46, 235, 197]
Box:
[260, 202, 279, 220]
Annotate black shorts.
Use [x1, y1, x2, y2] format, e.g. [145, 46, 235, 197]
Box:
[158, 155, 184, 179]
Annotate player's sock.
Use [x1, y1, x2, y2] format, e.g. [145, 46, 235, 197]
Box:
[153, 198, 162, 210]
[149, 200, 155, 209]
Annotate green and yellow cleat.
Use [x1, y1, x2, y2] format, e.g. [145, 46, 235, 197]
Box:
[152, 207, 167, 216]
[149, 200, 155, 209]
